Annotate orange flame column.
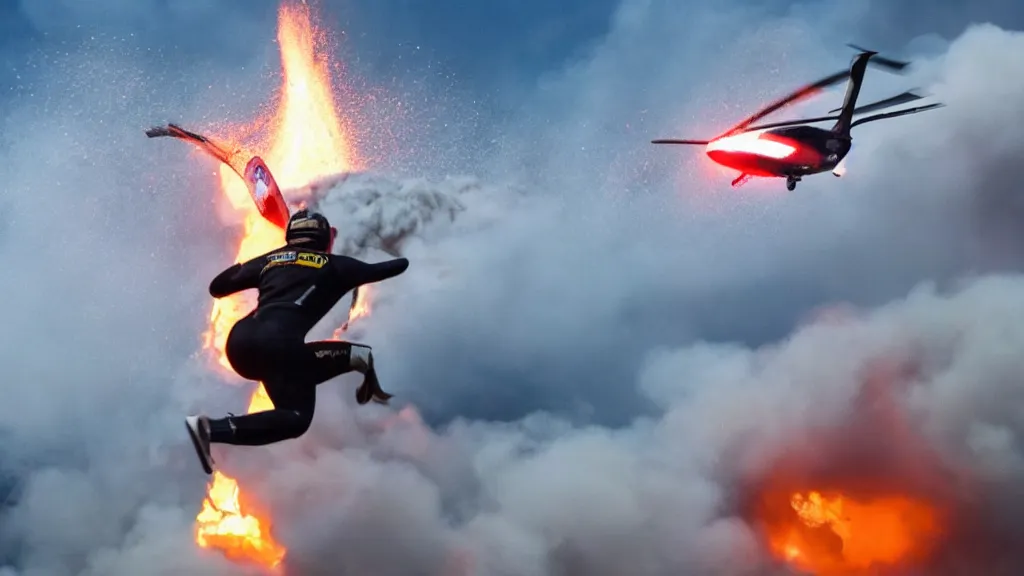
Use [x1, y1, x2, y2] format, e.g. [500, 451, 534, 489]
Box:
[194, 1, 365, 569]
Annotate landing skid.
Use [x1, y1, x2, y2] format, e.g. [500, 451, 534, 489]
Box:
[731, 173, 751, 188]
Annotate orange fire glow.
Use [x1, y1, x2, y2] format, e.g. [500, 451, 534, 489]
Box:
[758, 488, 943, 575]
[349, 288, 372, 322]
[196, 472, 287, 568]
[333, 287, 373, 337]
[194, 1, 367, 569]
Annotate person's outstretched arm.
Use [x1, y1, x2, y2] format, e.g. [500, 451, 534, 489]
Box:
[333, 255, 409, 287]
[209, 255, 268, 298]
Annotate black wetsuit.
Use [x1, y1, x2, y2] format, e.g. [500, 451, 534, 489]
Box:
[206, 245, 409, 445]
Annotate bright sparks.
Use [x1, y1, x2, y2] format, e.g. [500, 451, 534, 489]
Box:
[195, 1, 362, 569]
[762, 490, 942, 575]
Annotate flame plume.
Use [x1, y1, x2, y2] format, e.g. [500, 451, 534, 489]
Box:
[196, 472, 286, 568]
[761, 489, 943, 575]
[749, 363, 952, 575]
[194, 1, 365, 569]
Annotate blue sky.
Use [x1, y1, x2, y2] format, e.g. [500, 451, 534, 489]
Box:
[0, 0, 618, 110]
[3, 0, 1023, 168]
[3, 0, 1023, 113]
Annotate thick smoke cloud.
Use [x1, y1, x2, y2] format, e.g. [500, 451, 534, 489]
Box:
[2, 0, 1024, 575]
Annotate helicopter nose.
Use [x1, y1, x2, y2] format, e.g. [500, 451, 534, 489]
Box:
[706, 148, 739, 170]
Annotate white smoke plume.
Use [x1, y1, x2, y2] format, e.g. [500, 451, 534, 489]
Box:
[2, 1, 1024, 575]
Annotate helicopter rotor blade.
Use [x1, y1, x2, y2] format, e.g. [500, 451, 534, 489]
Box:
[849, 102, 944, 128]
[719, 69, 852, 138]
[650, 139, 711, 145]
[829, 90, 925, 115]
[846, 44, 911, 71]
[745, 114, 842, 131]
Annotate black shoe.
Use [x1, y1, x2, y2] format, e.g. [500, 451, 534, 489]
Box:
[356, 365, 393, 406]
[185, 415, 215, 475]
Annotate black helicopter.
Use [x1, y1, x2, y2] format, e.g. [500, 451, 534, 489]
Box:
[651, 45, 944, 190]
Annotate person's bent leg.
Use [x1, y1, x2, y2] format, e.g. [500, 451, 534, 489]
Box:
[207, 372, 315, 446]
[302, 340, 367, 380]
[305, 340, 391, 405]
[186, 409, 308, 476]
[185, 317, 322, 474]
[206, 408, 312, 446]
